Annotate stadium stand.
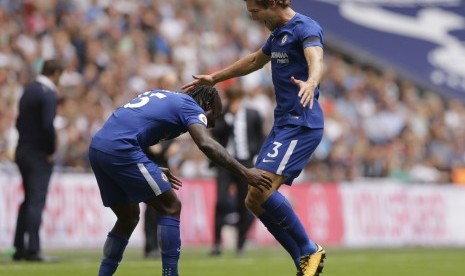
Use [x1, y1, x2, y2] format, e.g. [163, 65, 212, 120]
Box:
[1, 0, 464, 185]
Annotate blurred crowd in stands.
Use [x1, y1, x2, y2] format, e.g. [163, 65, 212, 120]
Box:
[1, 0, 465, 184]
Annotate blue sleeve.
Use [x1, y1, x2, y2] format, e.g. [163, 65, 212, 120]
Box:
[261, 35, 273, 56]
[180, 98, 208, 128]
[299, 20, 324, 49]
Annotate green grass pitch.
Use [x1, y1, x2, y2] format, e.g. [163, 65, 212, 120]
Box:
[1, 247, 465, 275]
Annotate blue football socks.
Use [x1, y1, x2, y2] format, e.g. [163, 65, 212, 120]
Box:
[158, 216, 181, 276]
[261, 191, 317, 266]
[98, 232, 128, 276]
[258, 211, 301, 267]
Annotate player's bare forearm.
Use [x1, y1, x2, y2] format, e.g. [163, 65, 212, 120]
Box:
[211, 50, 270, 83]
[294, 46, 324, 108]
[197, 138, 272, 192]
[189, 124, 247, 178]
[198, 138, 248, 179]
[182, 50, 269, 90]
[305, 46, 324, 85]
[189, 124, 272, 191]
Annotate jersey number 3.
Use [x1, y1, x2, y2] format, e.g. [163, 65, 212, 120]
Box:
[267, 141, 282, 158]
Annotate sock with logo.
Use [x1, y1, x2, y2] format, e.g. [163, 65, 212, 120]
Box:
[158, 216, 181, 276]
[262, 191, 317, 259]
[98, 232, 128, 276]
[258, 210, 301, 268]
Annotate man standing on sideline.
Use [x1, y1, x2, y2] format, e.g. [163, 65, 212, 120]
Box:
[182, 1, 326, 275]
[13, 59, 63, 262]
[210, 84, 265, 257]
[89, 86, 272, 276]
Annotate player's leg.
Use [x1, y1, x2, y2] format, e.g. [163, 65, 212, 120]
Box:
[90, 147, 180, 276]
[98, 203, 140, 276]
[249, 126, 325, 275]
[245, 174, 303, 267]
[248, 179, 325, 275]
[144, 190, 181, 276]
[89, 148, 138, 276]
[115, 155, 181, 276]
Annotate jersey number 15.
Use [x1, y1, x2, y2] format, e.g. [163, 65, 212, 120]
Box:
[124, 91, 167, 109]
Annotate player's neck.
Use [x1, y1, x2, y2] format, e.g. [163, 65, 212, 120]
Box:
[276, 8, 296, 28]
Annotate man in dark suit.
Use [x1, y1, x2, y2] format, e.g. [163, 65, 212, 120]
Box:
[13, 59, 63, 262]
[210, 84, 265, 256]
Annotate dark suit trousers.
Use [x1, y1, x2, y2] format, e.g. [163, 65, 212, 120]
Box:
[214, 162, 255, 250]
[144, 205, 160, 253]
[14, 149, 53, 254]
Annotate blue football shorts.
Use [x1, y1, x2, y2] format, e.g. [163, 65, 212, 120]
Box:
[255, 124, 323, 185]
[89, 147, 172, 207]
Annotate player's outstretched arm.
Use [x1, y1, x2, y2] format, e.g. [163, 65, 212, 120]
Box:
[188, 123, 272, 192]
[182, 49, 270, 91]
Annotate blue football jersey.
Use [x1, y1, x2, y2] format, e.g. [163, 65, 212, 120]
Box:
[91, 90, 208, 158]
[262, 13, 324, 128]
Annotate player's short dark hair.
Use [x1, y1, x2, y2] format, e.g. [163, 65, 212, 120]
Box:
[41, 59, 63, 76]
[186, 85, 220, 112]
[244, 0, 291, 8]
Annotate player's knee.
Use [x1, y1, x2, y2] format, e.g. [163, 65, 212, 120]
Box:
[127, 214, 140, 230]
[164, 197, 182, 218]
[172, 197, 182, 216]
[245, 190, 262, 211]
[119, 208, 140, 230]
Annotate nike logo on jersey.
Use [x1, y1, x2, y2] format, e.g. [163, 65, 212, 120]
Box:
[262, 158, 275, 163]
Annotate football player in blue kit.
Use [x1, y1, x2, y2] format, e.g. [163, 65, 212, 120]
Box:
[89, 85, 272, 276]
[182, 1, 326, 275]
